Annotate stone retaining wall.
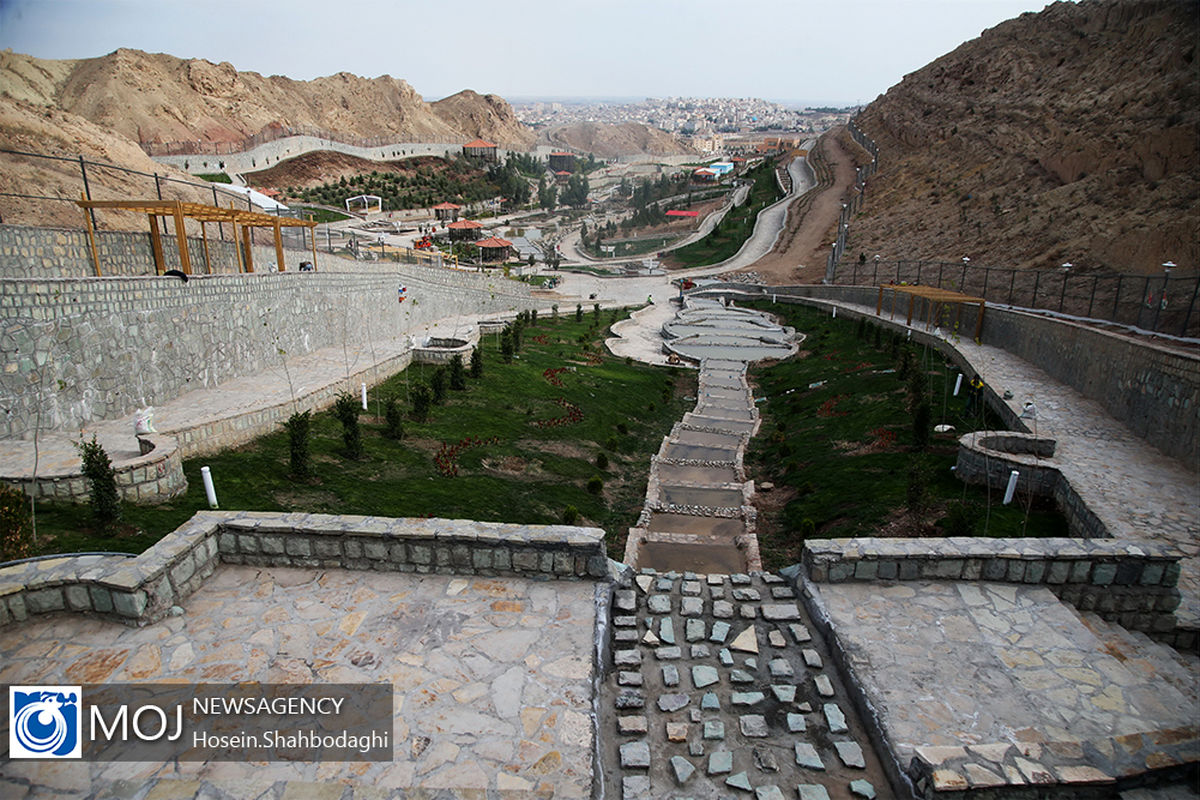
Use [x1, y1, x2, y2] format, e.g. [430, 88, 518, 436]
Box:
[802, 537, 1183, 637]
[0, 512, 610, 629]
[717, 283, 1200, 466]
[0, 247, 537, 439]
[955, 431, 1108, 541]
[3, 433, 186, 504]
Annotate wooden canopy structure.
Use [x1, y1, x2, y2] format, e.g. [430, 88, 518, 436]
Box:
[875, 283, 987, 341]
[76, 198, 319, 277]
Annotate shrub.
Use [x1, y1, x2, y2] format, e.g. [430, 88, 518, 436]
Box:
[605, 434, 620, 452]
[593, 303, 600, 320]
[449, 354, 466, 391]
[939, 501, 977, 536]
[552, 304, 558, 319]
[595, 452, 609, 471]
[410, 384, 432, 422]
[499, 330, 514, 363]
[562, 505, 579, 524]
[430, 367, 448, 405]
[587, 475, 604, 495]
[798, 518, 817, 541]
[282, 410, 312, 478]
[77, 435, 121, 533]
[616, 423, 629, 435]
[0, 483, 33, 562]
[511, 319, 523, 352]
[912, 401, 932, 449]
[530, 309, 538, 326]
[575, 303, 583, 322]
[333, 392, 363, 459]
[469, 347, 483, 379]
[384, 397, 404, 440]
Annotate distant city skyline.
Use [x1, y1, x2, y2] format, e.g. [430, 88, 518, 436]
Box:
[1, 0, 1063, 107]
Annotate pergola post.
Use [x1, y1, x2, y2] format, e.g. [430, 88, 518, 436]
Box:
[81, 192, 102, 277]
[273, 220, 285, 271]
[148, 213, 166, 275]
[171, 201, 192, 275]
[875, 285, 883, 316]
[906, 293, 915, 326]
[201, 221, 212, 274]
[310, 222, 319, 271]
[242, 225, 255, 273]
[974, 301, 986, 342]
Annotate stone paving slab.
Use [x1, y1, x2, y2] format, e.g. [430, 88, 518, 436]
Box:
[672, 428, 748, 449]
[809, 578, 1198, 778]
[0, 567, 596, 797]
[662, 443, 740, 461]
[655, 463, 741, 486]
[660, 486, 746, 508]
[601, 571, 891, 798]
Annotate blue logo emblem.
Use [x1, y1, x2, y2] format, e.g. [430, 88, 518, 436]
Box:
[9, 686, 81, 758]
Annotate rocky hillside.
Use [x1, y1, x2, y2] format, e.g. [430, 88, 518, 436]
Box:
[849, 0, 1198, 275]
[0, 48, 533, 149]
[537, 122, 697, 159]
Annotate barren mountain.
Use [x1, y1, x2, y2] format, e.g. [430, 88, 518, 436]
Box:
[433, 90, 535, 150]
[0, 48, 533, 149]
[847, 0, 1199, 275]
[537, 122, 697, 159]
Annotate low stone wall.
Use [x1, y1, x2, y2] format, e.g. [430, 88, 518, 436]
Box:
[412, 336, 474, 365]
[802, 537, 1183, 637]
[0, 512, 610, 629]
[3, 433, 186, 504]
[955, 431, 1108, 541]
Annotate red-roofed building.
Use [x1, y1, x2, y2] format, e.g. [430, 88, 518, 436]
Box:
[548, 152, 576, 172]
[475, 236, 513, 263]
[447, 219, 485, 242]
[463, 139, 498, 162]
[433, 201, 462, 222]
[554, 170, 572, 185]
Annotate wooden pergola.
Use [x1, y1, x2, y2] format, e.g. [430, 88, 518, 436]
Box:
[76, 197, 319, 277]
[875, 284, 987, 341]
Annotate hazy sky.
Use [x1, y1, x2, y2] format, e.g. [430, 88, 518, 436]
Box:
[1, 0, 1059, 105]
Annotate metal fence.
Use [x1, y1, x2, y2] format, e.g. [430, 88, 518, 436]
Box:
[834, 258, 1199, 338]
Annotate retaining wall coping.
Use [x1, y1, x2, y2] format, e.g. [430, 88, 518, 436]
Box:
[0, 512, 609, 629]
[804, 536, 1181, 566]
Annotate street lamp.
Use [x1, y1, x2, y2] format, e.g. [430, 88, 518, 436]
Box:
[1153, 261, 1175, 332]
[1059, 262, 1072, 312]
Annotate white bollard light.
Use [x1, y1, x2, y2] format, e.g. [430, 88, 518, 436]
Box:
[1003, 470, 1019, 505]
[201, 466, 219, 509]
[954, 374, 963, 396]
[832, 307, 837, 319]
[361, 382, 368, 410]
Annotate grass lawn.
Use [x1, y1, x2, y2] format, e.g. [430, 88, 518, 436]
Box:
[743, 301, 1069, 571]
[668, 160, 784, 268]
[28, 309, 695, 561]
[194, 173, 232, 183]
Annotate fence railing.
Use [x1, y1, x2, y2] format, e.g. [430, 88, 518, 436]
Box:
[834, 258, 1199, 338]
[825, 119, 878, 279]
[138, 125, 462, 157]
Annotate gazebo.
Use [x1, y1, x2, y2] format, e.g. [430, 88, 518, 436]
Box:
[346, 194, 382, 215]
[548, 152, 576, 172]
[475, 236, 513, 263]
[874, 284, 987, 342]
[433, 201, 462, 223]
[447, 219, 484, 242]
[463, 139, 498, 163]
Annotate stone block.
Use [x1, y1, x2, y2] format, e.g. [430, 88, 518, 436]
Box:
[64, 584, 91, 611]
[284, 537, 311, 558]
[982, 559, 1007, 581]
[1092, 562, 1117, 585]
[112, 590, 148, 618]
[25, 587, 64, 614]
[512, 549, 538, 572]
[89, 586, 114, 613]
[259, 535, 285, 556]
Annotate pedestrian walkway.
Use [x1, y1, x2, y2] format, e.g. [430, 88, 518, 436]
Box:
[624, 298, 799, 574]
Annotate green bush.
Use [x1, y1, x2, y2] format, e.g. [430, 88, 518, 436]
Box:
[799, 518, 817, 541]
[430, 367, 448, 405]
[384, 397, 404, 440]
[333, 392, 363, 459]
[449, 355, 466, 391]
[575, 303, 582, 322]
[530, 309, 538, 326]
[595, 452, 609, 471]
[77, 435, 122, 534]
[605, 434, 620, 452]
[500, 330, 514, 363]
[562, 505, 579, 524]
[282, 410, 312, 478]
[0, 483, 33, 561]
[410, 384, 432, 422]
[587, 475, 604, 495]
[939, 501, 977, 536]
[469, 347, 483, 379]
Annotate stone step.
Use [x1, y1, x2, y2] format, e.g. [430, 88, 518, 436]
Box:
[669, 425, 747, 450]
[658, 485, 745, 509]
[661, 442, 739, 461]
[1075, 611, 1200, 708]
[637, 536, 746, 574]
[654, 462, 740, 486]
[682, 413, 757, 434]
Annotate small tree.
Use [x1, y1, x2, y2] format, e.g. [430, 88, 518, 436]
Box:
[77, 435, 121, 534]
[587, 475, 604, 495]
[469, 347, 483, 379]
[500, 329, 514, 363]
[562, 505, 579, 524]
[333, 392, 363, 459]
[530, 309, 538, 326]
[410, 384, 432, 422]
[575, 303, 583, 322]
[511, 318, 523, 352]
[384, 397, 404, 440]
[0, 483, 33, 562]
[282, 410, 312, 478]
[430, 367, 448, 405]
[593, 303, 600, 321]
[595, 451, 609, 471]
[449, 354, 467, 390]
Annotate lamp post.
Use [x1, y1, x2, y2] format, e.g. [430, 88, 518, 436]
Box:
[960, 256, 970, 291]
[1153, 261, 1175, 332]
[1059, 263, 1072, 313]
[873, 254, 880, 286]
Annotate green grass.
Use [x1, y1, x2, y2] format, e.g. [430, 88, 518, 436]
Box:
[289, 205, 351, 223]
[29, 311, 696, 561]
[669, 161, 784, 268]
[194, 173, 232, 184]
[743, 301, 1069, 571]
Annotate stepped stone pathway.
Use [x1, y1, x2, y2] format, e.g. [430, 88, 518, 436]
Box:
[601, 569, 890, 798]
[626, 299, 798, 573]
[808, 578, 1199, 793]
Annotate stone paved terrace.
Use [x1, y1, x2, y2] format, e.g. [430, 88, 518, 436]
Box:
[601, 569, 892, 799]
[806, 577, 1199, 797]
[0, 566, 597, 797]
